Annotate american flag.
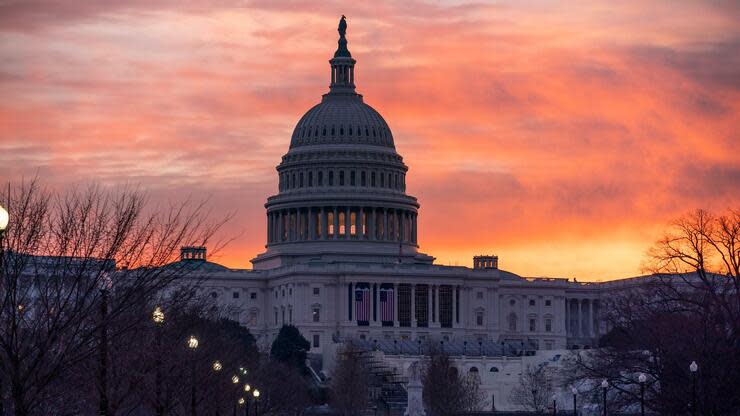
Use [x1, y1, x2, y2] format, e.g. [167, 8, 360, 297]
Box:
[355, 286, 370, 322]
[379, 287, 394, 322]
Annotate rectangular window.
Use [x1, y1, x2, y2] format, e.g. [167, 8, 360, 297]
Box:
[545, 319, 552, 332]
[545, 299, 552, 306]
[233, 291, 239, 299]
[529, 318, 536, 332]
[313, 334, 320, 348]
[476, 312, 483, 326]
[398, 284, 412, 327]
[274, 310, 278, 325]
[313, 287, 320, 295]
[476, 291, 483, 299]
[250, 292, 257, 300]
[415, 285, 429, 327]
[289, 309, 292, 323]
[529, 299, 536, 306]
[313, 307, 320, 322]
[545, 341, 553, 350]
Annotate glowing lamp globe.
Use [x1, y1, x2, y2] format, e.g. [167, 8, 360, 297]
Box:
[152, 306, 165, 324]
[0, 204, 8, 230]
[232, 375, 239, 384]
[690, 361, 698, 372]
[253, 389, 260, 398]
[601, 379, 609, 389]
[244, 384, 251, 392]
[187, 335, 199, 350]
[213, 361, 222, 372]
[638, 373, 647, 383]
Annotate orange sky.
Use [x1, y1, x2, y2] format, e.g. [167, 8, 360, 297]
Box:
[1, 1, 738, 280]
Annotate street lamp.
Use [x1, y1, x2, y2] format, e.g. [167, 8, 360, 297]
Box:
[98, 273, 113, 416]
[243, 384, 252, 416]
[153, 307, 165, 416]
[601, 379, 608, 416]
[188, 335, 199, 416]
[232, 375, 240, 384]
[690, 361, 698, 416]
[0, 203, 8, 416]
[638, 373, 647, 416]
[532, 389, 538, 411]
[213, 361, 223, 372]
[253, 389, 260, 416]
[571, 386, 578, 416]
[552, 394, 557, 416]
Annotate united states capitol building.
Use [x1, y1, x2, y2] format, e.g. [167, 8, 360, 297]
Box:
[182, 18, 629, 411]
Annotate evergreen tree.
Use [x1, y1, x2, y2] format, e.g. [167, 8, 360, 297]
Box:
[270, 325, 310, 372]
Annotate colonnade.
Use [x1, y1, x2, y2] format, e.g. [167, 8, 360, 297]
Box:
[344, 282, 461, 329]
[267, 206, 417, 244]
[565, 298, 600, 337]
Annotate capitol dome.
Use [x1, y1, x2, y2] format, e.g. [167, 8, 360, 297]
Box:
[251, 16, 433, 269]
[290, 97, 395, 149]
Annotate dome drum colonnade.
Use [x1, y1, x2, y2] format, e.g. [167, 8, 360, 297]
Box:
[255, 16, 429, 267]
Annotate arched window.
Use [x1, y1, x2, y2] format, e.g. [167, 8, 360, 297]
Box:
[469, 367, 479, 374]
[291, 173, 296, 189]
[339, 171, 345, 186]
[371, 172, 376, 187]
[350, 171, 355, 186]
[361, 171, 366, 186]
[340, 127, 344, 135]
[510, 299, 516, 306]
[489, 366, 499, 372]
[508, 313, 518, 331]
[322, 127, 326, 136]
[331, 126, 335, 135]
[318, 171, 323, 186]
[299, 172, 304, 187]
[308, 171, 313, 187]
[329, 171, 334, 186]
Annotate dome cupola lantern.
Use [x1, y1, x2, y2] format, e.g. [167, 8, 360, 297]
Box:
[329, 15, 356, 94]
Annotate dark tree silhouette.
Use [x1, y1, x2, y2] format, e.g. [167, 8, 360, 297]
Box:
[563, 208, 740, 415]
[270, 325, 310, 372]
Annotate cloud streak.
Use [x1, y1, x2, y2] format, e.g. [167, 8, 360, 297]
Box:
[1, 0, 738, 280]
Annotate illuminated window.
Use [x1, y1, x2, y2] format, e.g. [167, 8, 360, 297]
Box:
[328, 212, 334, 235]
[350, 212, 357, 235]
[338, 212, 346, 235]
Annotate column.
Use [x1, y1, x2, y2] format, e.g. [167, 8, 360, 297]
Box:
[374, 283, 380, 325]
[369, 208, 376, 241]
[399, 211, 405, 242]
[577, 300, 582, 337]
[333, 207, 339, 240]
[371, 283, 376, 323]
[345, 206, 351, 239]
[320, 208, 327, 240]
[297, 209, 303, 240]
[394, 283, 400, 327]
[411, 284, 416, 327]
[427, 285, 432, 326]
[277, 211, 283, 241]
[412, 213, 418, 243]
[434, 285, 440, 325]
[266, 213, 272, 243]
[452, 285, 457, 328]
[308, 208, 315, 240]
[348, 282, 353, 323]
[355, 207, 362, 240]
[383, 209, 389, 241]
[565, 298, 569, 336]
[587, 300, 593, 337]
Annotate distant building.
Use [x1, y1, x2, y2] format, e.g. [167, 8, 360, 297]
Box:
[181, 19, 614, 411]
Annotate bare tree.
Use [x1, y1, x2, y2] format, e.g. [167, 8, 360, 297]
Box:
[564, 208, 740, 415]
[509, 364, 554, 412]
[0, 179, 230, 415]
[329, 342, 370, 416]
[251, 359, 312, 416]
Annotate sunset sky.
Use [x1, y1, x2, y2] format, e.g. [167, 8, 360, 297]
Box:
[1, 1, 738, 280]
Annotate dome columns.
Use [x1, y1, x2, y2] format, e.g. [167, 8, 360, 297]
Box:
[266, 206, 418, 245]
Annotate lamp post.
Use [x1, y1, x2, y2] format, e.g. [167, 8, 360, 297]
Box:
[252, 389, 260, 416]
[152, 307, 165, 416]
[0, 203, 8, 416]
[690, 361, 698, 416]
[531, 389, 538, 412]
[601, 379, 608, 416]
[99, 273, 112, 416]
[187, 335, 199, 416]
[243, 384, 251, 416]
[213, 361, 222, 416]
[638, 373, 646, 416]
[571, 387, 577, 416]
[552, 394, 557, 416]
[231, 375, 240, 416]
